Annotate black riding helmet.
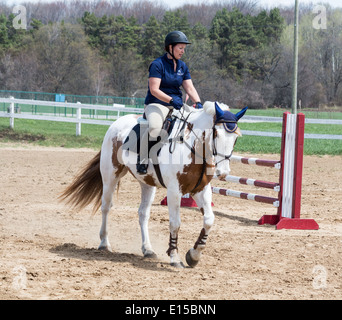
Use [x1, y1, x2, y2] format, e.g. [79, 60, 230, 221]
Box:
[165, 31, 191, 60]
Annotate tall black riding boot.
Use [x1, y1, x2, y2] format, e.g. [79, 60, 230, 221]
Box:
[136, 155, 148, 175]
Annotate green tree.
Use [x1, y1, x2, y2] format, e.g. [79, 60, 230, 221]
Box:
[247, 8, 285, 82]
[0, 14, 9, 50]
[192, 22, 208, 40]
[0, 13, 27, 52]
[141, 15, 164, 67]
[98, 15, 115, 54]
[210, 8, 257, 77]
[115, 16, 141, 51]
[161, 10, 191, 37]
[32, 23, 95, 94]
[81, 12, 101, 49]
[82, 13, 142, 55]
[30, 19, 43, 37]
[210, 7, 284, 80]
[252, 8, 284, 46]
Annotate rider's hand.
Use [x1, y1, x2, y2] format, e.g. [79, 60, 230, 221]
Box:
[170, 97, 183, 110]
[194, 102, 203, 109]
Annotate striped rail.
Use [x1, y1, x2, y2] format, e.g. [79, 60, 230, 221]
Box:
[211, 187, 279, 207]
[213, 175, 280, 192]
[230, 155, 281, 169]
[211, 163, 280, 208]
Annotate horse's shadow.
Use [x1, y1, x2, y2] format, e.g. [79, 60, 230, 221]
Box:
[182, 205, 261, 227]
[49, 243, 176, 273]
[182, 206, 276, 229]
[213, 210, 258, 226]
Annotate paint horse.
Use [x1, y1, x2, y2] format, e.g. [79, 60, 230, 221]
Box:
[60, 101, 247, 268]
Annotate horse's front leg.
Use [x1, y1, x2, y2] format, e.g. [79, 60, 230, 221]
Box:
[166, 187, 184, 268]
[186, 185, 215, 267]
[138, 182, 157, 258]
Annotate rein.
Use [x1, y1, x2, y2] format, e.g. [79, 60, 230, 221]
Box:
[169, 109, 192, 154]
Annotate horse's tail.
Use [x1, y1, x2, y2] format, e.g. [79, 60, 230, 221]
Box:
[59, 151, 103, 213]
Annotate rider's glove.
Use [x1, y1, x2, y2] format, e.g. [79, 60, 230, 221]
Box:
[194, 102, 203, 109]
[170, 97, 183, 110]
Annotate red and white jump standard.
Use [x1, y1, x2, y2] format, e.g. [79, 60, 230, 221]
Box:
[258, 112, 318, 230]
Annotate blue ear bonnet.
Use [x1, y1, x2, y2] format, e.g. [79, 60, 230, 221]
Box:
[214, 102, 248, 133]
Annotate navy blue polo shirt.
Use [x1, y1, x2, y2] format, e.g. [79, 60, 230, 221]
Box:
[144, 53, 191, 106]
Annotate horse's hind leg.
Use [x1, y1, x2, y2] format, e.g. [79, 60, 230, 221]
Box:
[98, 175, 117, 252]
[138, 182, 157, 258]
[98, 155, 128, 251]
[186, 185, 215, 267]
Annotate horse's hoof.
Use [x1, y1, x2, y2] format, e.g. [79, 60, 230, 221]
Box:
[185, 250, 199, 268]
[170, 261, 185, 268]
[144, 251, 158, 259]
[98, 245, 112, 252]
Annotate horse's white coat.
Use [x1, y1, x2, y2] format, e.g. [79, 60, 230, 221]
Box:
[98, 101, 241, 267]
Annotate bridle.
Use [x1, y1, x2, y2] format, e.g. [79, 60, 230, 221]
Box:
[212, 123, 238, 167]
[170, 111, 238, 192]
[172, 110, 238, 166]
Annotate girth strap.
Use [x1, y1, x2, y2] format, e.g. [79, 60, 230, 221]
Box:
[153, 163, 166, 188]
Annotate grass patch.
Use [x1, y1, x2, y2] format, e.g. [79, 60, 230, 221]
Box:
[0, 115, 341, 155]
[235, 120, 342, 155]
[0, 128, 45, 142]
[234, 135, 342, 156]
[238, 121, 342, 135]
[0, 118, 108, 150]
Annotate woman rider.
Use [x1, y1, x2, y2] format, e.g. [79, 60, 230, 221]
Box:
[137, 30, 203, 174]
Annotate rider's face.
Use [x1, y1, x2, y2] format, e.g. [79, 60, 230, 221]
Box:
[169, 43, 186, 60]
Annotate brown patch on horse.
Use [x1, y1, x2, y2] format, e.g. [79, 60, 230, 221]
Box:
[126, 167, 158, 187]
[112, 137, 126, 176]
[184, 123, 193, 140]
[143, 174, 157, 187]
[177, 131, 215, 195]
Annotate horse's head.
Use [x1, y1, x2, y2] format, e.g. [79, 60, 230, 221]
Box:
[204, 101, 247, 178]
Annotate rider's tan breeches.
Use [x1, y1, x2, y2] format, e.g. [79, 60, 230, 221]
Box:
[139, 103, 171, 162]
[144, 103, 171, 139]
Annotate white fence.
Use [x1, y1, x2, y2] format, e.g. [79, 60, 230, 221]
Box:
[0, 97, 341, 140]
[240, 114, 342, 140]
[0, 97, 143, 136]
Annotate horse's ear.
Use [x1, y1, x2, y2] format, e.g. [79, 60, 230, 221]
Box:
[235, 106, 248, 121]
[215, 102, 225, 119]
